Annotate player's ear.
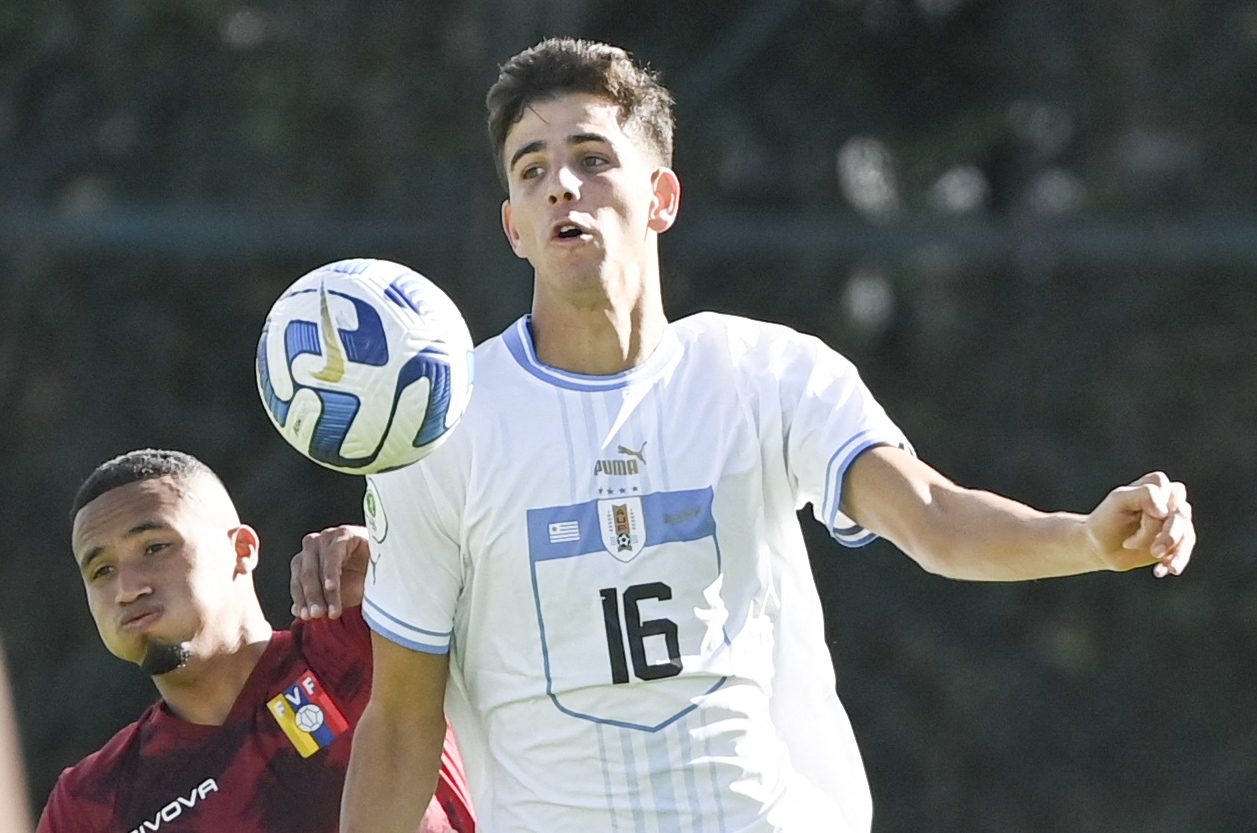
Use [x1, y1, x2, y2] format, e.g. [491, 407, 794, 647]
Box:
[230, 525, 261, 577]
[501, 200, 527, 259]
[647, 167, 680, 233]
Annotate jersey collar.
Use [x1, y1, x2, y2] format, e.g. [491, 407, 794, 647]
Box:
[502, 316, 680, 392]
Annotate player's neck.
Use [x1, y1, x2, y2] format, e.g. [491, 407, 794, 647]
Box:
[153, 620, 273, 726]
[529, 258, 667, 375]
[530, 293, 666, 376]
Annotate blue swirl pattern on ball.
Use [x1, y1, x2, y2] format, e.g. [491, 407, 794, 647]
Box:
[397, 347, 455, 449]
[255, 258, 474, 475]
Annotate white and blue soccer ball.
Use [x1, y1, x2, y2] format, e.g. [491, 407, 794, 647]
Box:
[256, 258, 474, 475]
[294, 704, 326, 733]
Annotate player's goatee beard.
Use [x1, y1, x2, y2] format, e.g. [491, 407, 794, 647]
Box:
[141, 642, 192, 675]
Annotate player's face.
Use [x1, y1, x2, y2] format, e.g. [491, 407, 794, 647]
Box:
[500, 92, 679, 302]
[71, 476, 253, 674]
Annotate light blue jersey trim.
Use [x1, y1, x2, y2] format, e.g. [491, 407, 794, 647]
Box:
[822, 431, 915, 548]
[526, 488, 717, 561]
[363, 597, 451, 654]
[502, 316, 680, 391]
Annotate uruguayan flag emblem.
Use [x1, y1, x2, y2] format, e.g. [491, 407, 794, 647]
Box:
[548, 520, 580, 543]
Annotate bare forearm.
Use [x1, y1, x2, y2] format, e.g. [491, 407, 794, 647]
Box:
[890, 481, 1100, 581]
[844, 446, 1193, 581]
[843, 447, 1105, 581]
[341, 698, 446, 833]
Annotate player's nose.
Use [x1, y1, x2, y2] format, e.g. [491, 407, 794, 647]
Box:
[115, 565, 154, 605]
[547, 165, 581, 204]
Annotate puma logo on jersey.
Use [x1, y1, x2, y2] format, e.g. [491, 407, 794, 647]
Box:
[594, 459, 638, 476]
[594, 442, 646, 476]
[126, 779, 218, 833]
[617, 442, 647, 464]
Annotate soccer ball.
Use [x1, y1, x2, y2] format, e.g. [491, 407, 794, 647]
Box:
[295, 704, 325, 733]
[256, 258, 474, 475]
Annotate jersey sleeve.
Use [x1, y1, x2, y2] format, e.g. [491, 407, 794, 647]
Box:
[773, 327, 911, 547]
[360, 459, 466, 654]
[37, 769, 109, 833]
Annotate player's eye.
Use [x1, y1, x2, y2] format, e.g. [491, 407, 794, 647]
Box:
[519, 163, 543, 181]
[89, 564, 115, 582]
[144, 542, 170, 556]
[582, 154, 608, 169]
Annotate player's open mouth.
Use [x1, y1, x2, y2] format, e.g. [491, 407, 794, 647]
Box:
[553, 222, 588, 240]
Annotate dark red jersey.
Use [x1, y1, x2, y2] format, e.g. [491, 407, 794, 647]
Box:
[37, 606, 474, 833]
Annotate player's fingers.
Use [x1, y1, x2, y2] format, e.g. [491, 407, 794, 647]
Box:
[1151, 481, 1189, 544]
[1134, 471, 1173, 518]
[1130, 470, 1171, 488]
[1114, 473, 1181, 550]
[1144, 481, 1193, 577]
[1172, 520, 1197, 572]
[1153, 484, 1191, 548]
[292, 529, 341, 619]
[1153, 534, 1192, 577]
[1165, 480, 1191, 520]
[320, 528, 356, 620]
[1102, 473, 1164, 535]
[289, 552, 303, 617]
[1122, 505, 1160, 551]
[290, 550, 315, 618]
[1154, 500, 1196, 578]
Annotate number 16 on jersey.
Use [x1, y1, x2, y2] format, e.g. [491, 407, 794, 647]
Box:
[528, 489, 732, 731]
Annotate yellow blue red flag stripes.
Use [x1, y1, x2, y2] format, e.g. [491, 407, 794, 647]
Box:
[266, 671, 349, 758]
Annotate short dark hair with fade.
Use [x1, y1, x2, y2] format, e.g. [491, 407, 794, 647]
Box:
[71, 449, 222, 518]
[486, 37, 676, 190]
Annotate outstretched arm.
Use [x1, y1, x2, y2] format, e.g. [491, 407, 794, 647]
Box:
[841, 445, 1194, 581]
[290, 525, 371, 619]
[342, 633, 450, 833]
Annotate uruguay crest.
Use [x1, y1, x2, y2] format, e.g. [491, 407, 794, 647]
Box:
[599, 496, 644, 561]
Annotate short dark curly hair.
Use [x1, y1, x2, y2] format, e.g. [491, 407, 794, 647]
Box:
[486, 38, 675, 190]
[71, 448, 222, 518]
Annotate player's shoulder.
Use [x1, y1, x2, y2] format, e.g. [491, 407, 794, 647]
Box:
[287, 606, 371, 669]
[674, 310, 812, 342]
[469, 319, 518, 365]
[672, 311, 830, 365]
[449, 318, 531, 410]
[47, 705, 151, 796]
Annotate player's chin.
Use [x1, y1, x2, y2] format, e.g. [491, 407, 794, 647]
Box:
[140, 641, 193, 675]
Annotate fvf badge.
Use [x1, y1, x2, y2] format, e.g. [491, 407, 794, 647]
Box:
[267, 671, 349, 758]
[599, 496, 644, 562]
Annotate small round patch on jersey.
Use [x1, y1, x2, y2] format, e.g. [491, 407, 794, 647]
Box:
[363, 477, 389, 543]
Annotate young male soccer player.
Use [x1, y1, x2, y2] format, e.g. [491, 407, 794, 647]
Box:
[301, 38, 1194, 832]
[39, 449, 475, 833]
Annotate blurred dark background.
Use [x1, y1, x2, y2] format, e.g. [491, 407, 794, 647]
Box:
[2, 1, 1253, 830]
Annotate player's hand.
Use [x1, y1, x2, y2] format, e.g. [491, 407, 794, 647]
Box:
[290, 525, 371, 620]
[1085, 472, 1195, 577]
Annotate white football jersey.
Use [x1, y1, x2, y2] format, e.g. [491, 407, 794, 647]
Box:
[363, 312, 910, 833]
